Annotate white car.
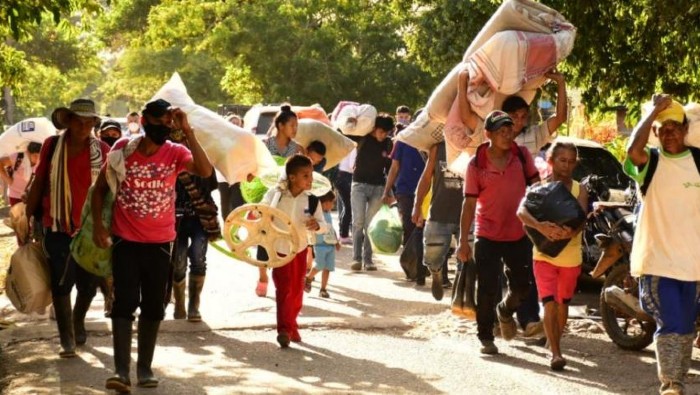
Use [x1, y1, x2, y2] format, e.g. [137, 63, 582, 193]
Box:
[243, 104, 328, 138]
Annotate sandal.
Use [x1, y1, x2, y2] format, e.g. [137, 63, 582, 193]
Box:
[550, 355, 567, 371]
[304, 278, 313, 293]
[255, 281, 268, 297]
[319, 289, 330, 298]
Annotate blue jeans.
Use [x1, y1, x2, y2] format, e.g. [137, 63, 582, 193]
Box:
[173, 216, 208, 282]
[423, 221, 460, 273]
[350, 182, 384, 264]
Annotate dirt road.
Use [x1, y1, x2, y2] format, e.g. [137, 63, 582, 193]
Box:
[1, 212, 699, 394]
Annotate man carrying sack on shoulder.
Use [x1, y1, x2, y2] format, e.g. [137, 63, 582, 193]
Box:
[91, 99, 213, 393]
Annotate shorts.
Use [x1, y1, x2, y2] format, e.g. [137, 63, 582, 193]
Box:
[313, 245, 335, 271]
[533, 260, 581, 305]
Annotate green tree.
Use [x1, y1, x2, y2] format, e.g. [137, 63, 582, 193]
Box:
[403, 0, 700, 113]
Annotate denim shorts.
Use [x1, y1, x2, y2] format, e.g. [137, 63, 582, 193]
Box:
[313, 245, 336, 271]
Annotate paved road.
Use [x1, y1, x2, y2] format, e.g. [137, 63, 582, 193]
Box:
[1, 212, 700, 394]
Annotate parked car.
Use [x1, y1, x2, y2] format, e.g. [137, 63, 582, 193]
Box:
[243, 104, 330, 138]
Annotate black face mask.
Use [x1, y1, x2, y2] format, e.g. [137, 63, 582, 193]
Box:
[101, 136, 119, 147]
[143, 123, 171, 146]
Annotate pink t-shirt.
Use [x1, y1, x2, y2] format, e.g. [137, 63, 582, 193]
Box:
[111, 140, 192, 243]
[464, 145, 538, 242]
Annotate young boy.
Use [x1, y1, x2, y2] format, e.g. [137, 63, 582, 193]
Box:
[305, 191, 340, 298]
[261, 154, 327, 348]
[517, 141, 587, 371]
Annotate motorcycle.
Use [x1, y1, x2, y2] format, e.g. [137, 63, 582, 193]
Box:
[585, 176, 656, 351]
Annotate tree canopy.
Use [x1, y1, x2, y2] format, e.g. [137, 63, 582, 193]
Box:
[2, 0, 700, 123]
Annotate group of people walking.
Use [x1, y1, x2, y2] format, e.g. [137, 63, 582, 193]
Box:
[5, 72, 699, 394]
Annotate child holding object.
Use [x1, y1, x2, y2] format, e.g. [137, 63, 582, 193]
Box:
[516, 141, 588, 371]
[305, 190, 340, 298]
[261, 154, 327, 348]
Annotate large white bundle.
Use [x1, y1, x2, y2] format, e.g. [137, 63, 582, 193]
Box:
[0, 117, 55, 158]
[294, 119, 356, 171]
[5, 242, 52, 315]
[686, 103, 700, 147]
[395, 111, 445, 153]
[425, 0, 575, 123]
[332, 103, 377, 136]
[150, 73, 277, 184]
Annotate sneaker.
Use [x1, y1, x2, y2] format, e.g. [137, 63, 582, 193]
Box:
[431, 271, 444, 301]
[365, 262, 377, 271]
[277, 333, 290, 348]
[480, 340, 499, 355]
[319, 289, 330, 298]
[497, 304, 517, 341]
[304, 278, 313, 293]
[524, 321, 544, 338]
[350, 261, 362, 271]
[340, 237, 353, 245]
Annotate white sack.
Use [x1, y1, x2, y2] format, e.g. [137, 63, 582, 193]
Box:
[150, 73, 277, 184]
[294, 119, 356, 171]
[332, 103, 377, 136]
[0, 117, 55, 158]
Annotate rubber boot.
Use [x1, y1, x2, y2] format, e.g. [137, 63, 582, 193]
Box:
[136, 319, 161, 388]
[53, 295, 76, 358]
[187, 275, 205, 322]
[73, 292, 94, 346]
[656, 334, 686, 393]
[105, 318, 132, 393]
[172, 279, 186, 320]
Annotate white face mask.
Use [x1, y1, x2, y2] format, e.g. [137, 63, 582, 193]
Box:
[128, 122, 140, 133]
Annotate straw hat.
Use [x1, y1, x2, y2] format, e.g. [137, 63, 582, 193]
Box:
[51, 99, 101, 129]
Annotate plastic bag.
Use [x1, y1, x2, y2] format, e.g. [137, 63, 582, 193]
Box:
[368, 205, 403, 254]
[451, 259, 477, 319]
[241, 156, 287, 203]
[70, 186, 115, 277]
[523, 181, 586, 257]
[400, 227, 423, 280]
[5, 242, 52, 314]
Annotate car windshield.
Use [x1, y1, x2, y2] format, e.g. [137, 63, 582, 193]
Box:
[574, 146, 631, 190]
[257, 113, 275, 136]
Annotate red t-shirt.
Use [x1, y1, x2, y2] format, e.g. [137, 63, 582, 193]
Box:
[111, 140, 192, 243]
[464, 145, 538, 241]
[35, 136, 110, 233]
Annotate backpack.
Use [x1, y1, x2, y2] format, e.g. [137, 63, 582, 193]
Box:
[474, 142, 536, 185]
[640, 147, 700, 196]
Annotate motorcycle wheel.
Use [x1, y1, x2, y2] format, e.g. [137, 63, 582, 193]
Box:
[600, 263, 656, 351]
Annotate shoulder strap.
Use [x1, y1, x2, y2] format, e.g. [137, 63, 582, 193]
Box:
[514, 144, 530, 185]
[308, 194, 319, 215]
[640, 148, 659, 196]
[689, 147, 700, 175]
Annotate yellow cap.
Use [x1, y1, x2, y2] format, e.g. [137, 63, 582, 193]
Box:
[656, 100, 685, 125]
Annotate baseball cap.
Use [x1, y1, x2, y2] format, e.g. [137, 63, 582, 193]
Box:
[484, 110, 514, 132]
[142, 99, 173, 118]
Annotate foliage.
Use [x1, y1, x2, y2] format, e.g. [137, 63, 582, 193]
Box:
[404, 0, 700, 112]
[604, 136, 629, 164]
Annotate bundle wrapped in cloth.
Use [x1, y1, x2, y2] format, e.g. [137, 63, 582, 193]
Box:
[0, 117, 55, 158]
[397, 0, 576, 176]
[331, 101, 378, 136]
[150, 73, 278, 184]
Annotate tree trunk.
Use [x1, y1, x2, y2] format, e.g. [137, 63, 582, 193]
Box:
[3, 86, 15, 125]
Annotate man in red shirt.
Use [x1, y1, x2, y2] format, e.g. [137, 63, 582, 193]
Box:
[92, 99, 213, 392]
[25, 99, 110, 358]
[456, 110, 540, 355]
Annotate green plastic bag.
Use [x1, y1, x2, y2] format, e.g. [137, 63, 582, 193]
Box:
[241, 155, 287, 203]
[70, 186, 114, 277]
[368, 205, 403, 254]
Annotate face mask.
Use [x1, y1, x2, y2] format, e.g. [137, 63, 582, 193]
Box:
[398, 118, 410, 126]
[143, 123, 171, 145]
[101, 136, 119, 147]
[128, 122, 141, 133]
